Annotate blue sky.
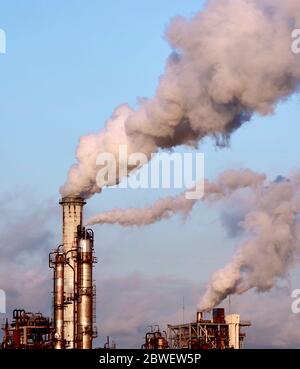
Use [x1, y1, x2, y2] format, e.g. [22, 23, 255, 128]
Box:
[1, 0, 300, 348]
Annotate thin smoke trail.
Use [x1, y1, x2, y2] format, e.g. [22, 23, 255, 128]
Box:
[85, 169, 265, 227]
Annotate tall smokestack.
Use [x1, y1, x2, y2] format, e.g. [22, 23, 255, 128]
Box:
[60, 196, 86, 349]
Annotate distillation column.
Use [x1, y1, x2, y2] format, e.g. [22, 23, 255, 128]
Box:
[77, 229, 95, 349]
[60, 196, 86, 349]
[52, 246, 65, 349]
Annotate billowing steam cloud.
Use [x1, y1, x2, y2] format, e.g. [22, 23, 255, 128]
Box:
[85, 169, 266, 226]
[86, 170, 300, 312]
[60, 0, 300, 198]
[199, 173, 300, 311]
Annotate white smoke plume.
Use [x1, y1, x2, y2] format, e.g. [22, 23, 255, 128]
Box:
[85, 169, 266, 226]
[199, 173, 300, 311]
[60, 0, 300, 198]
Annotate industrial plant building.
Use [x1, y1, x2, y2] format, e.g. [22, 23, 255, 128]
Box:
[167, 310, 251, 350]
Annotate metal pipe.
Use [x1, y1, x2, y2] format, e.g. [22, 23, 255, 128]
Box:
[197, 311, 203, 323]
[49, 245, 65, 349]
[54, 251, 65, 349]
[77, 229, 94, 349]
[65, 248, 78, 349]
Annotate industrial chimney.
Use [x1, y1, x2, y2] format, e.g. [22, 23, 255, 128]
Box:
[50, 196, 97, 349]
[60, 196, 86, 349]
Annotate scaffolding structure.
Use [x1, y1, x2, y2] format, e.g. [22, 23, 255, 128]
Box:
[167, 310, 251, 350]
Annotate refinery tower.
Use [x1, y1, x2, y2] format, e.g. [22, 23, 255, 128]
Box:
[49, 197, 97, 349]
